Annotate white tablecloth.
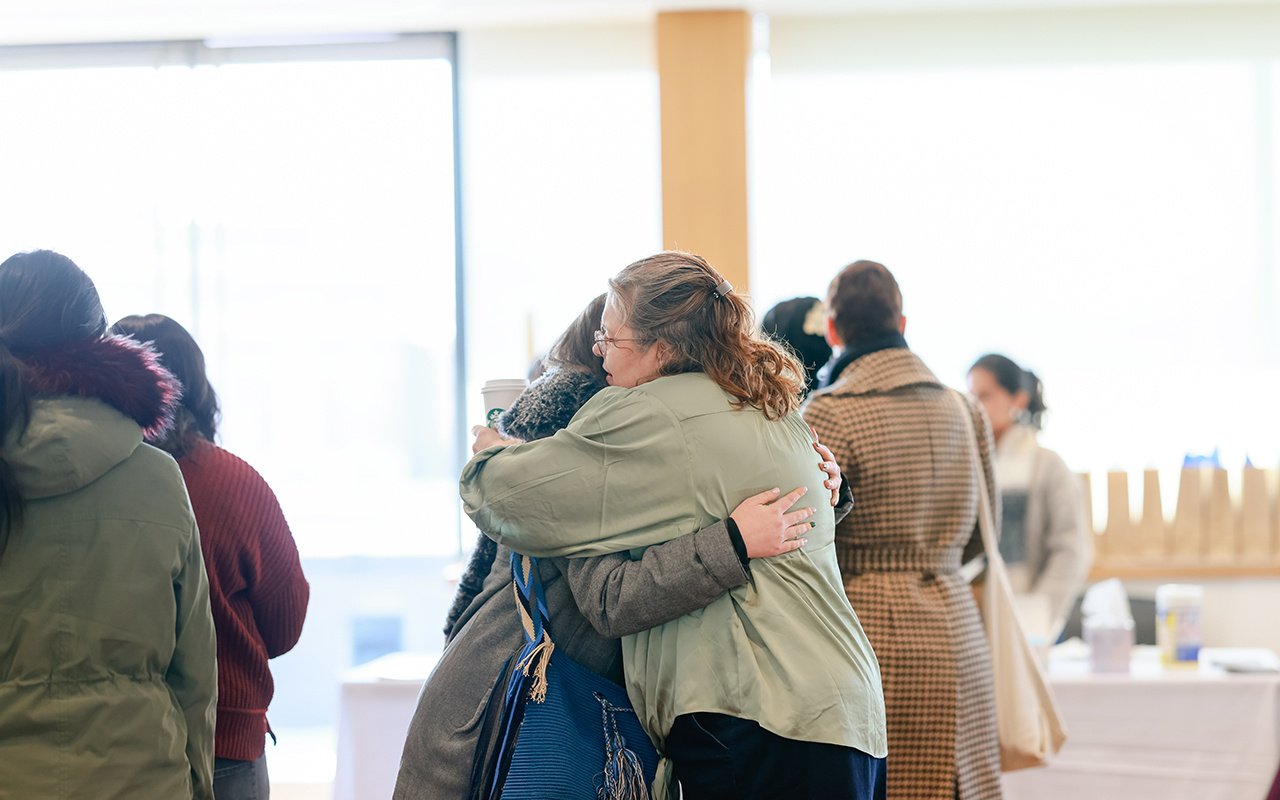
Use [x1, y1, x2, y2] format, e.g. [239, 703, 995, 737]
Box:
[1004, 646, 1280, 800]
[333, 651, 439, 800]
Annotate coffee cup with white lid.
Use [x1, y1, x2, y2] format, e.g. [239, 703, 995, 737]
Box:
[481, 379, 528, 428]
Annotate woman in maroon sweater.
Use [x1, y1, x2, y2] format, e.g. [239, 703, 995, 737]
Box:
[113, 314, 309, 800]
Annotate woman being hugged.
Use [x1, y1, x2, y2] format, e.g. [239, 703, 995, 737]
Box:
[112, 314, 310, 800]
[462, 253, 888, 799]
[0, 251, 216, 799]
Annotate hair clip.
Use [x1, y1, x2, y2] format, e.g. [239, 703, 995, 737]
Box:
[712, 279, 733, 298]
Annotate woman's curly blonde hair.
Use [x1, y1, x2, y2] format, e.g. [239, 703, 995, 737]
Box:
[608, 251, 806, 420]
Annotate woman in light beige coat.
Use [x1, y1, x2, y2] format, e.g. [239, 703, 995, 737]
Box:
[969, 353, 1091, 642]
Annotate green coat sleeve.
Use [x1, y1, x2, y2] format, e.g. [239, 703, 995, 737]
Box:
[460, 387, 700, 557]
[168, 521, 218, 800]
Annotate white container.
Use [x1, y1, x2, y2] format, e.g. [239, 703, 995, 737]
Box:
[1156, 583, 1203, 668]
[1085, 619, 1134, 673]
[481, 379, 528, 428]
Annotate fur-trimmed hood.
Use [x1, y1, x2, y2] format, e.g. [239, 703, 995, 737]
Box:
[497, 367, 608, 443]
[18, 335, 180, 440]
[3, 335, 182, 500]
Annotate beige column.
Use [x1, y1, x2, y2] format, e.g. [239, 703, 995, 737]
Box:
[656, 10, 752, 292]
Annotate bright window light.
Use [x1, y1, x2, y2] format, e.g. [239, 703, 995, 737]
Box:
[0, 53, 459, 557]
[753, 60, 1280, 474]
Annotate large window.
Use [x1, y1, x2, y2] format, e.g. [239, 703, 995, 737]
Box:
[0, 35, 461, 780]
[458, 23, 663, 410]
[754, 10, 1280, 477]
[0, 36, 460, 557]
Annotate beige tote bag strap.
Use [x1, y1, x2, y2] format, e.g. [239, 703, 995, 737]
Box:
[951, 389, 1068, 770]
[951, 390, 1000, 566]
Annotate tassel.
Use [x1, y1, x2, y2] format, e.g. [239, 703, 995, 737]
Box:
[600, 734, 650, 800]
[515, 630, 555, 703]
[597, 693, 652, 800]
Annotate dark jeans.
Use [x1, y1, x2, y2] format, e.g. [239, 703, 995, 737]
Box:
[666, 712, 887, 800]
[213, 754, 269, 800]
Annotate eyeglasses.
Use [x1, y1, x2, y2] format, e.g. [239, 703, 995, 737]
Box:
[592, 329, 645, 355]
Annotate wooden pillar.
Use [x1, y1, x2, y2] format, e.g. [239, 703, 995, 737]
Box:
[656, 10, 752, 292]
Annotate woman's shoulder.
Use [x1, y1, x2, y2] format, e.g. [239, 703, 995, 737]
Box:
[178, 438, 275, 493]
[631, 372, 730, 417]
[1030, 438, 1077, 480]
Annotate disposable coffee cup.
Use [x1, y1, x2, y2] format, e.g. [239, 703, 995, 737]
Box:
[481, 379, 528, 428]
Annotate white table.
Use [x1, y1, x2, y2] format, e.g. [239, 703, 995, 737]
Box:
[328, 647, 1280, 800]
[1003, 646, 1280, 800]
[332, 651, 439, 800]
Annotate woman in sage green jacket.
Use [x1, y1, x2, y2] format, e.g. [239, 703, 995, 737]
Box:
[463, 252, 888, 800]
[395, 294, 839, 800]
[0, 251, 217, 799]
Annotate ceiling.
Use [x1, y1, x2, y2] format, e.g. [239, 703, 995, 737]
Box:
[0, 0, 1263, 46]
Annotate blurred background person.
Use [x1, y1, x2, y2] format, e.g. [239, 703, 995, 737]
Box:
[0, 251, 216, 799]
[760, 296, 832, 395]
[804, 260, 1002, 800]
[967, 353, 1090, 642]
[113, 313, 309, 800]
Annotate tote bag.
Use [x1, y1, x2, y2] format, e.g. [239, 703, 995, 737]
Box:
[953, 391, 1068, 772]
[476, 553, 660, 800]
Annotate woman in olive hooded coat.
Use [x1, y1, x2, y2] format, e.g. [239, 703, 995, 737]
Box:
[0, 251, 217, 799]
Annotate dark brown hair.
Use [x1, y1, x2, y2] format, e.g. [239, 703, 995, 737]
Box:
[0, 250, 108, 559]
[609, 252, 805, 420]
[111, 314, 220, 457]
[545, 293, 608, 383]
[761, 296, 831, 395]
[826, 260, 902, 346]
[970, 353, 1047, 429]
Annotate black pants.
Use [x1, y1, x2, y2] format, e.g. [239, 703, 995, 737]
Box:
[665, 712, 887, 800]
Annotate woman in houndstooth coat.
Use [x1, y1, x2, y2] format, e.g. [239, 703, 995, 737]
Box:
[803, 260, 1003, 800]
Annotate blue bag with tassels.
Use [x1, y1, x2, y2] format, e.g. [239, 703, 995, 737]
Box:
[478, 552, 659, 800]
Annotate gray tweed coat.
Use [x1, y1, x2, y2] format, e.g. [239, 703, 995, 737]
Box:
[394, 533, 749, 800]
[804, 347, 1004, 800]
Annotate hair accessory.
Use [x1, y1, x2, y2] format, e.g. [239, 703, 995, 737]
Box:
[801, 300, 827, 336]
[712, 279, 733, 298]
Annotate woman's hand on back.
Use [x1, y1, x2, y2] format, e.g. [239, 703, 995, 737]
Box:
[813, 439, 843, 507]
[730, 486, 815, 558]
